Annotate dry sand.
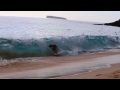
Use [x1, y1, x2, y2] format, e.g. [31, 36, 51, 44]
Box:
[0, 50, 120, 79]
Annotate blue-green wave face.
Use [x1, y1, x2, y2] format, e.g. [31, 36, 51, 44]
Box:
[0, 35, 119, 59]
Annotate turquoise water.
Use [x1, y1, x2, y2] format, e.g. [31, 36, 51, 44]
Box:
[0, 35, 119, 59]
[0, 16, 120, 59]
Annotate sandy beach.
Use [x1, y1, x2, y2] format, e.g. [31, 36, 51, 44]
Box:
[0, 50, 120, 79]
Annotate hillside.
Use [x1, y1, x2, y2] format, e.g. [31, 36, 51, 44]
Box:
[104, 19, 120, 27]
[95, 19, 120, 27]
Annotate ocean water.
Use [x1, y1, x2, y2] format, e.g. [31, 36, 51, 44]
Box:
[0, 16, 120, 59]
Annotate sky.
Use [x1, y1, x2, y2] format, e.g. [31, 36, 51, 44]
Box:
[0, 11, 120, 23]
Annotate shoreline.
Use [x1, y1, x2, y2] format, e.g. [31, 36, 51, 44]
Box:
[54, 63, 120, 79]
[0, 49, 120, 78]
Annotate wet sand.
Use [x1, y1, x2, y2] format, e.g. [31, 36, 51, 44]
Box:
[0, 50, 120, 78]
[54, 63, 120, 79]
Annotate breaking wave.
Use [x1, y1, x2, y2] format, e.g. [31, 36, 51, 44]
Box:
[0, 35, 119, 59]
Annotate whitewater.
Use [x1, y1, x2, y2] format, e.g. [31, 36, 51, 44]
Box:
[0, 16, 120, 59]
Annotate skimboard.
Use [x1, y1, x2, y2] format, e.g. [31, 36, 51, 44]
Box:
[53, 53, 61, 56]
[53, 54, 59, 56]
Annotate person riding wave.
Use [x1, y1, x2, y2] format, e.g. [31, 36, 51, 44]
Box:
[49, 44, 58, 54]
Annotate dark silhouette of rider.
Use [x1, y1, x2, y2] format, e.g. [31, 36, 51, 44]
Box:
[49, 44, 58, 54]
[116, 37, 119, 43]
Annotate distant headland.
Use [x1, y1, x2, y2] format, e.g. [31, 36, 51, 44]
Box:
[46, 16, 67, 20]
[94, 19, 120, 27]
